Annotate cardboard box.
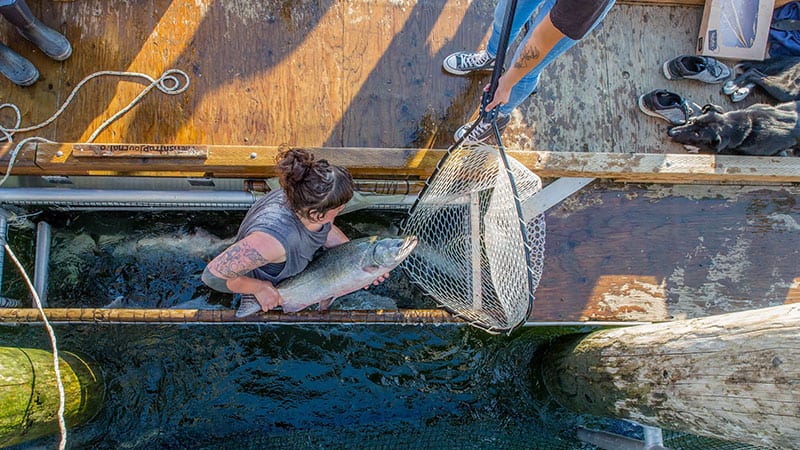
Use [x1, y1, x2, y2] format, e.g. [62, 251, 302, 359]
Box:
[697, 0, 775, 61]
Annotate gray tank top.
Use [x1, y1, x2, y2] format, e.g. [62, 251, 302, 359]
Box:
[236, 190, 331, 284]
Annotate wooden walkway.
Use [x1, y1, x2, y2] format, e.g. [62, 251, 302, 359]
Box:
[0, 0, 765, 151]
[0, 0, 798, 325]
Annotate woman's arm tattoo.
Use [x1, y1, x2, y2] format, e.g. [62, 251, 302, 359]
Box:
[515, 45, 542, 69]
[213, 241, 270, 278]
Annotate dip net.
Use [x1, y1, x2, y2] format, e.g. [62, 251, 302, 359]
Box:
[402, 142, 545, 333]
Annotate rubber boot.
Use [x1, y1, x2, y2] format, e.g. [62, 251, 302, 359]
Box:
[0, 42, 38, 86]
[0, 0, 71, 61]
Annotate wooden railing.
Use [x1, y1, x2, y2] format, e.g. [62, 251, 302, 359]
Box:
[4, 143, 800, 184]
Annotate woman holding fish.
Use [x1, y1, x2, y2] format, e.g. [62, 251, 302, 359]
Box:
[202, 148, 387, 317]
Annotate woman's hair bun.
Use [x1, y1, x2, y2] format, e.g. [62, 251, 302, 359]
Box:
[277, 148, 314, 185]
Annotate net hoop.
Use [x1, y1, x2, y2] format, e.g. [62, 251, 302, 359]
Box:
[402, 142, 545, 333]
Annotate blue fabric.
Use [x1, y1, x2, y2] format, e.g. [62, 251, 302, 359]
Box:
[485, 0, 615, 115]
[770, 2, 800, 57]
[0, 0, 15, 7]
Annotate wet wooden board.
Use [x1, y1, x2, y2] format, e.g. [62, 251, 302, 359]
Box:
[0, 0, 773, 151]
[534, 182, 800, 322]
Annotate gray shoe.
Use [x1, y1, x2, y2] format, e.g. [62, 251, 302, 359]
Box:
[235, 294, 262, 318]
[638, 89, 696, 125]
[662, 55, 730, 84]
[443, 50, 495, 75]
[0, 43, 38, 86]
[723, 80, 756, 102]
[454, 112, 510, 143]
[0, 0, 72, 61]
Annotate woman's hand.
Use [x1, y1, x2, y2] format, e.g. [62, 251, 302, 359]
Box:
[364, 272, 390, 289]
[254, 281, 284, 311]
[484, 76, 513, 113]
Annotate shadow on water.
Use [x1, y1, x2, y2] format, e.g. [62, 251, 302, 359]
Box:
[0, 323, 600, 449]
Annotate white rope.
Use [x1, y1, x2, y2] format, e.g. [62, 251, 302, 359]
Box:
[0, 137, 54, 187]
[0, 68, 191, 448]
[3, 241, 67, 450]
[0, 69, 190, 184]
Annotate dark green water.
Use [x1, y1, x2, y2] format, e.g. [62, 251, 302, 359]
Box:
[1, 323, 603, 449]
[0, 210, 758, 449]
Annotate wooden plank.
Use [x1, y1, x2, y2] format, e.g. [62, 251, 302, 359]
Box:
[6, 143, 800, 184]
[533, 182, 800, 322]
[1, 0, 730, 151]
[522, 177, 595, 219]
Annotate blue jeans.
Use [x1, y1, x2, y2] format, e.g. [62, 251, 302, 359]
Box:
[486, 0, 615, 115]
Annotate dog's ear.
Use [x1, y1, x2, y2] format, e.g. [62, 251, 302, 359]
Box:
[702, 104, 725, 114]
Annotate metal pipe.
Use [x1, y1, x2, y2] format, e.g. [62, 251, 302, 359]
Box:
[641, 425, 665, 448]
[0, 211, 6, 293]
[0, 188, 260, 210]
[0, 188, 415, 211]
[33, 222, 51, 307]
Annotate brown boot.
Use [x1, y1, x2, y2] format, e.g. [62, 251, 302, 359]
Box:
[0, 42, 38, 86]
[0, 0, 71, 61]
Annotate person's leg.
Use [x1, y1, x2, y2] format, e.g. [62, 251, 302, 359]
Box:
[0, 42, 38, 86]
[499, 0, 614, 115]
[443, 0, 545, 75]
[486, 0, 547, 57]
[0, 0, 71, 61]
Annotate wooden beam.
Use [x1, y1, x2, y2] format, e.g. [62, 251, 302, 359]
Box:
[5, 143, 800, 184]
[0, 308, 463, 325]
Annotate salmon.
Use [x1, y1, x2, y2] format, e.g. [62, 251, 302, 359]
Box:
[236, 235, 417, 316]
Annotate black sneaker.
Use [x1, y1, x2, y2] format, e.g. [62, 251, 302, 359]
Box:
[454, 112, 510, 143]
[443, 50, 495, 75]
[662, 55, 730, 83]
[637, 89, 695, 125]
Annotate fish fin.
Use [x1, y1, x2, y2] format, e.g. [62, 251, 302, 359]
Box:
[319, 297, 336, 311]
[235, 295, 262, 318]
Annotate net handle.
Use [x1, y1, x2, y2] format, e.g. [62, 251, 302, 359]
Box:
[485, 0, 536, 330]
[481, 0, 518, 127]
[404, 0, 520, 224]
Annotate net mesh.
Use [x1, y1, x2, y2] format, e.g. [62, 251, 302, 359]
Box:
[403, 142, 545, 333]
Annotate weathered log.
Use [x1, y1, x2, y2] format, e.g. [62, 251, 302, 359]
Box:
[539, 304, 800, 449]
[0, 348, 104, 447]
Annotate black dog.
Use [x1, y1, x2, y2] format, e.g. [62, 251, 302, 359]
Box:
[667, 102, 800, 156]
[729, 56, 800, 102]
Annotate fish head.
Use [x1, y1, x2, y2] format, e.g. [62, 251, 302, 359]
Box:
[368, 235, 418, 270]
